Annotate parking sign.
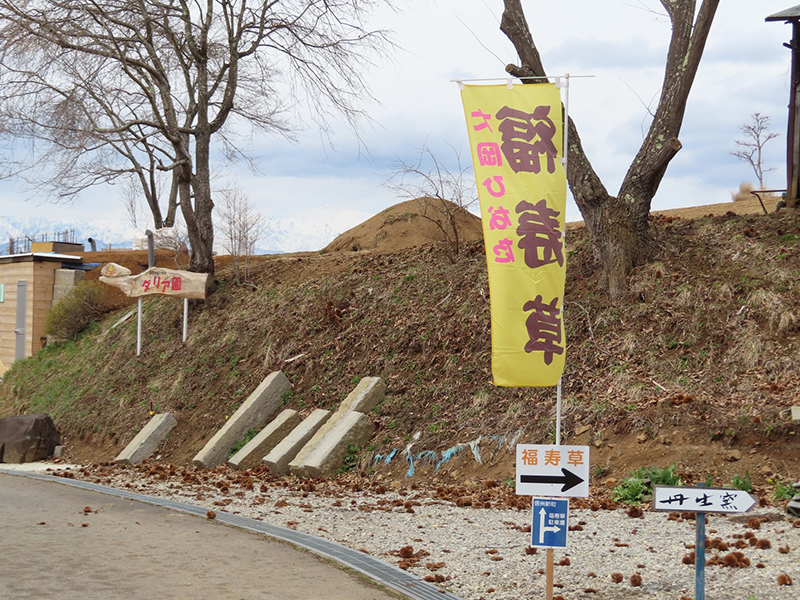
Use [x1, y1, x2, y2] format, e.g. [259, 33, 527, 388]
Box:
[531, 497, 569, 548]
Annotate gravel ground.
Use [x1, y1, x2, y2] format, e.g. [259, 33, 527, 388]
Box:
[62, 465, 799, 600]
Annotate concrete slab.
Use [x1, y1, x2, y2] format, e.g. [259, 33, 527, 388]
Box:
[227, 409, 302, 471]
[339, 377, 387, 414]
[263, 409, 331, 476]
[114, 413, 177, 465]
[193, 371, 291, 469]
[290, 411, 374, 479]
[54, 269, 85, 286]
[290, 377, 385, 471]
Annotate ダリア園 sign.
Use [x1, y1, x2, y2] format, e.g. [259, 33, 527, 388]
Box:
[100, 263, 208, 299]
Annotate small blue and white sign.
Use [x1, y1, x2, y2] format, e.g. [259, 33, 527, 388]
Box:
[531, 497, 569, 548]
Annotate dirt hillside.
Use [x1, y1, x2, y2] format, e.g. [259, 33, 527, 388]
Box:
[323, 198, 483, 253]
[1, 196, 799, 501]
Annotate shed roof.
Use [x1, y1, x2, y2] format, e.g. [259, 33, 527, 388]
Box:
[767, 5, 800, 21]
[0, 252, 83, 265]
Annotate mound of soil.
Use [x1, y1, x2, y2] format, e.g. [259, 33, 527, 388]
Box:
[323, 198, 482, 253]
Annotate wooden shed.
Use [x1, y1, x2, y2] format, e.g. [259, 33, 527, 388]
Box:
[0, 252, 84, 375]
[767, 4, 800, 207]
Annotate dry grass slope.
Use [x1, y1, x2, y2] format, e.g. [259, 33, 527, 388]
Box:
[1, 199, 799, 496]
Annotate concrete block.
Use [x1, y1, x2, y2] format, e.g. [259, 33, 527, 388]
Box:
[52, 285, 73, 305]
[792, 406, 800, 421]
[227, 409, 302, 471]
[339, 377, 386, 415]
[54, 269, 85, 286]
[263, 409, 331, 476]
[290, 411, 374, 479]
[114, 413, 177, 465]
[193, 371, 291, 469]
[289, 377, 385, 469]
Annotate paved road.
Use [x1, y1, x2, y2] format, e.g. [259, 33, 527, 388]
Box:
[0, 473, 401, 600]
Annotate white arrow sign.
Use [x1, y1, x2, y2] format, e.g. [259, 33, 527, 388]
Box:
[538, 507, 561, 544]
[516, 445, 590, 498]
[653, 486, 756, 514]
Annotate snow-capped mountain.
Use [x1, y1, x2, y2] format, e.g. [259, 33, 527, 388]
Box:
[259, 207, 369, 254]
[0, 214, 135, 253]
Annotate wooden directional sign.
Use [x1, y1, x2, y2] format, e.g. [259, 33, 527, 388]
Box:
[515, 444, 590, 498]
[100, 263, 208, 299]
[653, 486, 756, 514]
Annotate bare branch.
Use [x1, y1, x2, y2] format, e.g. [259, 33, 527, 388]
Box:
[385, 142, 477, 261]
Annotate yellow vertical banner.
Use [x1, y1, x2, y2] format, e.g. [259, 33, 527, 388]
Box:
[460, 83, 567, 387]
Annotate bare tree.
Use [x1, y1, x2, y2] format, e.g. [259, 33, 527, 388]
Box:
[217, 183, 267, 285]
[0, 1, 391, 278]
[120, 178, 144, 230]
[0, 40, 180, 229]
[386, 144, 477, 260]
[731, 113, 779, 189]
[500, 0, 719, 299]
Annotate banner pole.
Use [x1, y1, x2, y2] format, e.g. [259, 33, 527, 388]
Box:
[562, 73, 570, 170]
[136, 297, 142, 356]
[555, 378, 563, 445]
[548, 73, 570, 600]
[183, 298, 188, 343]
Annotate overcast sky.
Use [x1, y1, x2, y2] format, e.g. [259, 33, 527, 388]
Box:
[1, 0, 796, 247]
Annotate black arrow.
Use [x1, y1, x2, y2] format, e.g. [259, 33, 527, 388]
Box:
[520, 468, 584, 492]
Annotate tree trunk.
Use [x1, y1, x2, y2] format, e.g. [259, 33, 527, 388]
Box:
[174, 131, 214, 277]
[579, 196, 653, 298]
[164, 172, 179, 228]
[500, 0, 720, 300]
[190, 129, 215, 275]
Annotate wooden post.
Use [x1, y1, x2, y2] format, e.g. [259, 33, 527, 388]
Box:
[788, 21, 800, 207]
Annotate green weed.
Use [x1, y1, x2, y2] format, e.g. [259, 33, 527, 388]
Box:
[612, 465, 682, 505]
[46, 281, 107, 340]
[770, 479, 794, 501]
[339, 443, 360, 473]
[732, 471, 753, 493]
[228, 428, 259, 457]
